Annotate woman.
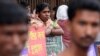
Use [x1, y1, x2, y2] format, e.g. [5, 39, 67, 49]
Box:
[56, 5, 71, 48]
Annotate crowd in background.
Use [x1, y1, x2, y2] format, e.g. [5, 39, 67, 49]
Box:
[0, 0, 99, 56]
[19, 1, 100, 56]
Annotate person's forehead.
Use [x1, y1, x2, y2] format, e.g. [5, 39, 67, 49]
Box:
[0, 24, 28, 30]
[73, 10, 100, 21]
[42, 7, 50, 11]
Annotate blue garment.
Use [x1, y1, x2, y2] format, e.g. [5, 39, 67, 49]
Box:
[87, 44, 96, 56]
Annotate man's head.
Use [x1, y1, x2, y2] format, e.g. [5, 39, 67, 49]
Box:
[0, 1, 29, 56]
[68, 0, 100, 48]
[20, 1, 30, 13]
[36, 3, 50, 22]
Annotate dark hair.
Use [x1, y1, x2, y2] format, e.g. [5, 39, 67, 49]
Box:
[53, 6, 58, 20]
[36, 3, 50, 14]
[20, 1, 29, 8]
[0, 1, 30, 25]
[68, 0, 100, 21]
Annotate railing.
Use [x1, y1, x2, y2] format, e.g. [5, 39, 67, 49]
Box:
[17, 0, 70, 12]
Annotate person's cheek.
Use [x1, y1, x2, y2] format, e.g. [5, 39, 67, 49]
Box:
[75, 24, 85, 42]
[43, 13, 46, 18]
[21, 35, 28, 44]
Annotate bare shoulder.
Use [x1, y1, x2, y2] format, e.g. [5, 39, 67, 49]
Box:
[58, 53, 64, 56]
[57, 51, 68, 56]
[57, 49, 70, 56]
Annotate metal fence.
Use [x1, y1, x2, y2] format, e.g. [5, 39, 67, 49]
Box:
[17, 0, 70, 12]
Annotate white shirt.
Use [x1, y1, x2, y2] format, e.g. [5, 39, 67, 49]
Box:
[87, 44, 96, 56]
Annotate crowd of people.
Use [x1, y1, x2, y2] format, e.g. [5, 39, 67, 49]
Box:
[0, 0, 99, 56]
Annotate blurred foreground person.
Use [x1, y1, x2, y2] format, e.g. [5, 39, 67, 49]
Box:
[0, 0, 29, 56]
[58, 0, 100, 56]
[20, 1, 31, 14]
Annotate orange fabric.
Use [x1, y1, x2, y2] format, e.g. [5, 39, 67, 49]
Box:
[28, 19, 47, 56]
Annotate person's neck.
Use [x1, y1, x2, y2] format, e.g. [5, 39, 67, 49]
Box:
[43, 19, 49, 26]
[69, 42, 89, 56]
[43, 21, 47, 25]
